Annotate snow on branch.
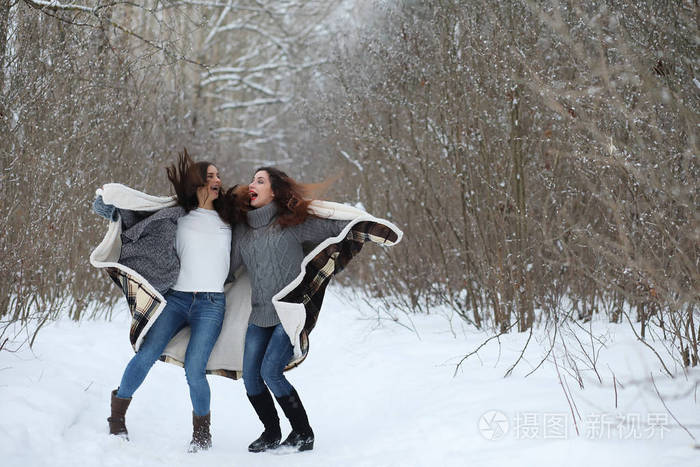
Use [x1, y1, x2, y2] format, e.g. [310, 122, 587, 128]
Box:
[203, 0, 234, 46]
[21, 0, 211, 68]
[215, 97, 289, 111]
[23, 0, 95, 13]
[215, 23, 289, 53]
[339, 150, 364, 173]
[203, 59, 327, 78]
[160, 1, 264, 11]
[200, 73, 242, 86]
[240, 77, 276, 97]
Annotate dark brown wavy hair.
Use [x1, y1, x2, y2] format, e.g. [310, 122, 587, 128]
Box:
[220, 184, 251, 225]
[221, 167, 334, 228]
[166, 148, 224, 215]
[258, 166, 315, 228]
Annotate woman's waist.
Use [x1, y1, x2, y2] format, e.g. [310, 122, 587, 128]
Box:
[169, 289, 225, 298]
[172, 264, 229, 292]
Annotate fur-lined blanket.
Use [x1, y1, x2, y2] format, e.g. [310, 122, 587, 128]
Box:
[90, 183, 403, 379]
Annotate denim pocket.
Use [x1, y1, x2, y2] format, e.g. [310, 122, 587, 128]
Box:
[206, 293, 225, 307]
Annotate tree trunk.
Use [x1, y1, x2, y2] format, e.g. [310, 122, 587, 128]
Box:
[0, 0, 10, 122]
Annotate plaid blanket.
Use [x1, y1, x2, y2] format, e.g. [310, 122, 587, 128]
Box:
[91, 184, 403, 379]
[271, 204, 403, 370]
[89, 184, 176, 351]
[106, 267, 165, 348]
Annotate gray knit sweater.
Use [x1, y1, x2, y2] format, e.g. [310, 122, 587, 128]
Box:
[117, 205, 185, 295]
[228, 202, 349, 327]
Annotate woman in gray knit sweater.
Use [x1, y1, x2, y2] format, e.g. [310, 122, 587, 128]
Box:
[227, 167, 349, 453]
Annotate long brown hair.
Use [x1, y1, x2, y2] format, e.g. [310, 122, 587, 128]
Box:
[257, 167, 335, 228]
[220, 184, 251, 225]
[220, 167, 335, 227]
[166, 148, 224, 214]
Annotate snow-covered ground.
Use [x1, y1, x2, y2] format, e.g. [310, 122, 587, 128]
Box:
[1, 287, 698, 467]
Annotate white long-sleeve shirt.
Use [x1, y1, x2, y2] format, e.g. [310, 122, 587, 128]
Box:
[171, 208, 231, 293]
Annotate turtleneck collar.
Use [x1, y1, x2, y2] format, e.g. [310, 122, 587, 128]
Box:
[247, 201, 279, 229]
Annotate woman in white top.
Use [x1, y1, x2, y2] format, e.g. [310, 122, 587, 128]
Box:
[93, 151, 232, 452]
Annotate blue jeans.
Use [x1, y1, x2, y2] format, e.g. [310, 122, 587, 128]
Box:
[243, 323, 295, 398]
[116, 290, 225, 416]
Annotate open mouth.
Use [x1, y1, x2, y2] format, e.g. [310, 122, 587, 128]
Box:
[249, 191, 258, 202]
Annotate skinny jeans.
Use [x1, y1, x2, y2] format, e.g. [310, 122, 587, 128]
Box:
[116, 290, 225, 416]
[242, 323, 295, 398]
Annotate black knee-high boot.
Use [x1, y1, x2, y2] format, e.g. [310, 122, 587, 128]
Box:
[276, 388, 314, 452]
[247, 389, 282, 452]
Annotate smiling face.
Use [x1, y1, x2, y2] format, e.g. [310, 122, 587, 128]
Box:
[196, 165, 221, 208]
[248, 170, 274, 208]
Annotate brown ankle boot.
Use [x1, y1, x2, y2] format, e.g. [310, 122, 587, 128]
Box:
[188, 412, 212, 453]
[108, 389, 132, 439]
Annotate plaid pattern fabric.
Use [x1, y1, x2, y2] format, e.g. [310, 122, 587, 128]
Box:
[281, 221, 399, 335]
[106, 267, 164, 349]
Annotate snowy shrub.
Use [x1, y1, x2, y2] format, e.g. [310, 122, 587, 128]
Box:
[302, 0, 698, 370]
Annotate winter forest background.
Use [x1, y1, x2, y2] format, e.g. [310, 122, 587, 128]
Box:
[0, 0, 698, 461]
